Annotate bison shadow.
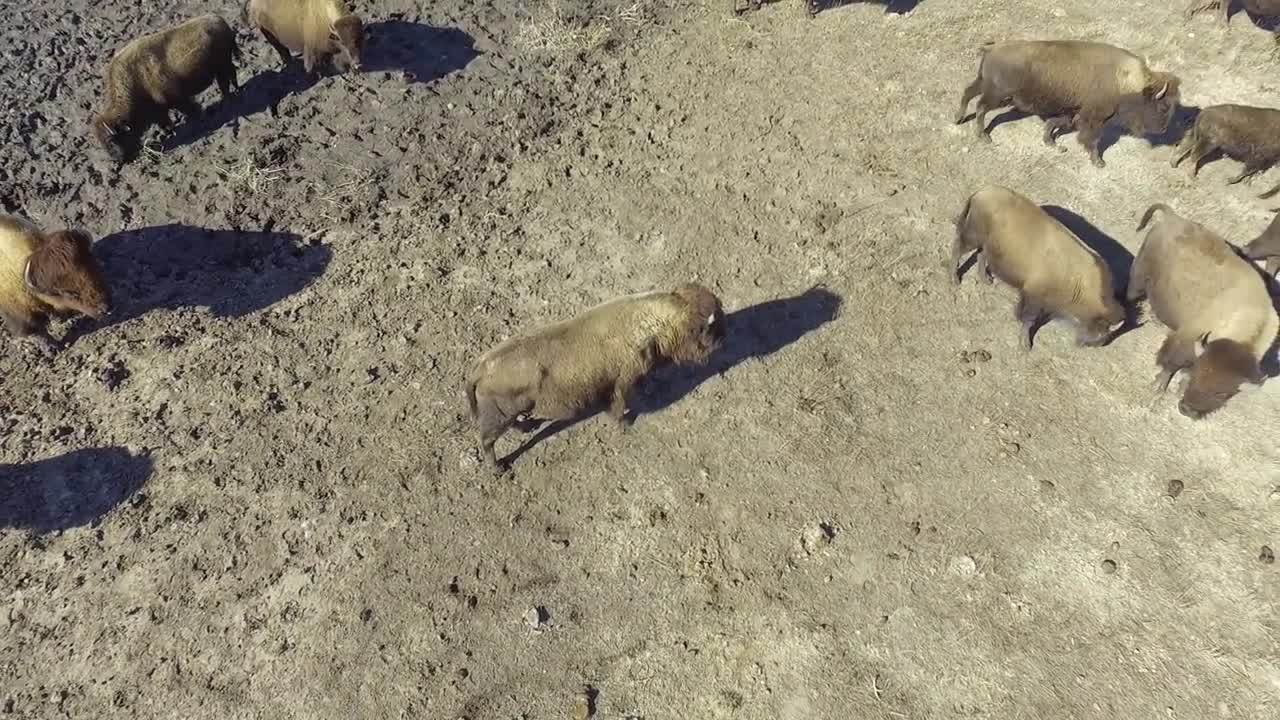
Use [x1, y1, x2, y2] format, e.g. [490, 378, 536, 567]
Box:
[500, 287, 844, 468]
[68, 224, 331, 340]
[735, 0, 920, 14]
[0, 447, 151, 532]
[363, 20, 480, 83]
[162, 66, 321, 152]
[810, 0, 921, 14]
[981, 103, 1197, 162]
[1042, 204, 1142, 336]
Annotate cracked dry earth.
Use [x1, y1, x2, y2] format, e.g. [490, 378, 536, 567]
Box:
[2, 0, 1279, 718]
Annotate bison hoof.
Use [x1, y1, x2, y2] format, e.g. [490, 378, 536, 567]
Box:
[978, 133, 993, 144]
[1091, 157, 1106, 169]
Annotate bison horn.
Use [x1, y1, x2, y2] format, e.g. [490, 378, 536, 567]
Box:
[22, 259, 37, 290]
[706, 313, 716, 326]
[1154, 82, 1168, 100]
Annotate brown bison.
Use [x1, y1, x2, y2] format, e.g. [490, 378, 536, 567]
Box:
[1129, 204, 1278, 418]
[1171, 104, 1280, 193]
[952, 186, 1126, 350]
[955, 40, 1180, 168]
[0, 216, 111, 348]
[466, 284, 726, 472]
[93, 15, 240, 164]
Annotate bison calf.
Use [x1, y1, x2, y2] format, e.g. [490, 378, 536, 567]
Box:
[952, 186, 1126, 350]
[93, 15, 239, 164]
[1129, 204, 1278, 418]
[955, 40, 1179, 168]
[246, 0, 365, 74]
[1171, 104, 1280, 193]
[465, 284, 726, 472]
[0, 215, 111, 347]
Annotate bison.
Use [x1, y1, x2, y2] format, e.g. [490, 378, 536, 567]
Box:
[955, 40, 1180, 168]
[1128, 204, 1278, 418]
[952, 186, 1126, 350]
[93, 15, 240, 164]
[465, 284, 726, 473]
[0, 215, 111, 349]
[1171, 104, 1280, 193]
[245, 0, 365, 74]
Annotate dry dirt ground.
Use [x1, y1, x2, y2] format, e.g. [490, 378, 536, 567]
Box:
[2, 0, 1279, 717]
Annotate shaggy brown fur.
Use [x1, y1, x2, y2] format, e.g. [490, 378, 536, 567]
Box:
[1129, 204, 1278, 418]
[1171, 104, 1280, 191]
[93, 15, 239, 164]
[0, 215, 111, 346]
[952, 186, 1126, 350]
[1243, 211, 1280, 277]
[1186, 0, 1280, 26]
[245, 0, 365, 74]
[955, 40, 1180, 168]
[465, 284, 726, 472]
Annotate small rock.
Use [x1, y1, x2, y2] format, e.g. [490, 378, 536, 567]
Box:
[525, 606, 552, 632]
[574, 686, 597, 720]
[800, 523, 836, 555]
[949, 555, 978, 577]
[1167, 479, 1184, 498]
[1260, 546, 1275, 564]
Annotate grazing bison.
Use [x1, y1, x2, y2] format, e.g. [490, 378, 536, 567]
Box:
[952, 186, 1126, 350]
[1129, 204, 1278, 418]
[955, 40, 1179, 168]
[93, 15, 240, 164]
[245, 0, 365, 74]
[466, 283, 726, 472]
[1171, 104, 1280, 193]
[0, 216, 111, 348]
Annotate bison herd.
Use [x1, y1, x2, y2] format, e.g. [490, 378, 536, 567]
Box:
[1, 2, 1279, 475]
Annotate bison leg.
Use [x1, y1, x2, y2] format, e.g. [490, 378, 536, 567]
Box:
[175, 98, 203, 123]
[475, 395, 517, 474]
[609, 373, 644, 428]
[1154, 333, 1196, 394]
[949, 231, 978, 285]
[1185, 138, 1215, 177]
[1014, 293, 1047, 351]
[1042, 116, 1073, 148]
[974, 253, 995, 284]
[955, 78, 982, 125]
[1170, 132, 1197, 168]
[261, 29, 295, 69]
[1076, 111, 1110, 168]
[216, 61, 238, 97]
[1228, 163, 1264, 185]
[807, 0, 821, 18]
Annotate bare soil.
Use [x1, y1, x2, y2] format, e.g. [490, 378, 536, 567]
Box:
[2, 1, 1279, 718]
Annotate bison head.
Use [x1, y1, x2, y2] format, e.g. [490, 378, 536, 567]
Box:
[1077, 302, 1127, 347]
[92, 116, 138, 165]
[1116, 74, 1180, 137]
[331, 16, 366, 72]
[25, 230, 112, 320]
[1179, 337, 1262, 419]
[668, 283, 727, 366]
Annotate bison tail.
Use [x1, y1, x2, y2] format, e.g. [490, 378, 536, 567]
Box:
[464, 378, 479, 420]
[1137, 203, 1174, 232]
